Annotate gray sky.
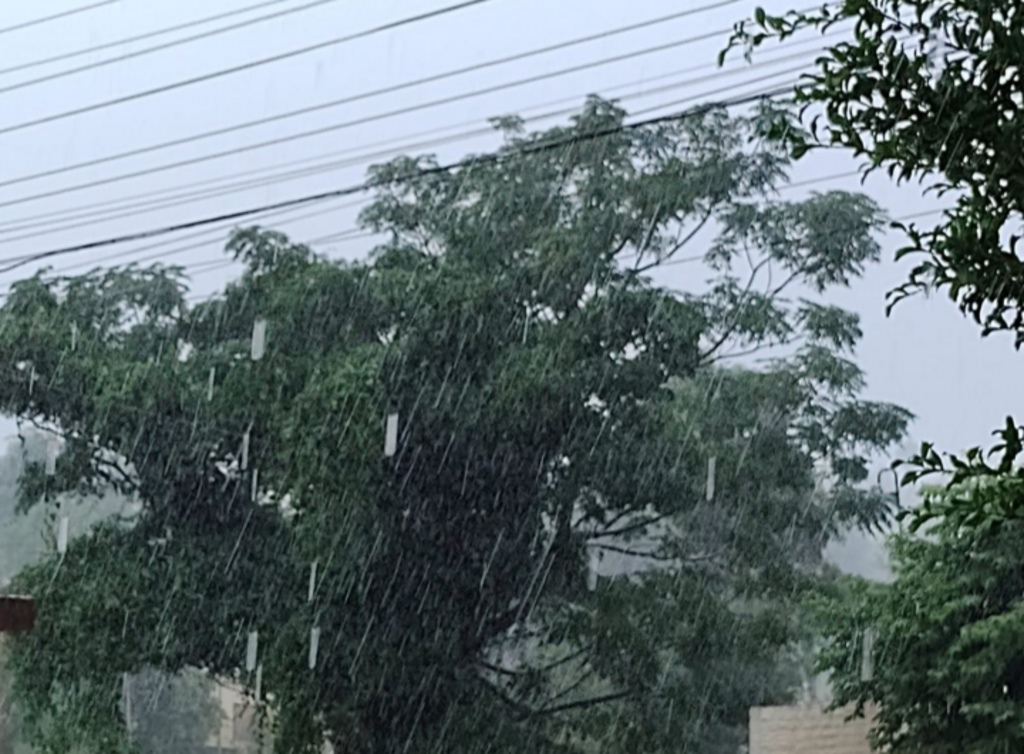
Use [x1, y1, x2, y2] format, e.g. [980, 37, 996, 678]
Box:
[0, 0, 1018, 575]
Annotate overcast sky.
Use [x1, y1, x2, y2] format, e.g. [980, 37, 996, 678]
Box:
[0, 0, 1018, 575]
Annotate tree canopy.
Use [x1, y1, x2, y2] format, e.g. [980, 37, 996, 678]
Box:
[723, 0, 1024, 529]
[0, 97, 909, 754]
[811, 480, 1024, 753]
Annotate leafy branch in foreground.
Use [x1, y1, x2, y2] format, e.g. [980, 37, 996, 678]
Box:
[722, 0, 1024, 527]
[893, 417, 1024, 532]
[812, 493, 1024, 753]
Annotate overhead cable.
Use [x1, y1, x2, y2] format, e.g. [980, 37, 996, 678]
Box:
[105, 162, 896, 281]
[0, 0, 295, 78]
[0, 197, 372, 298]
[0, 0, 346, 96]
[0, 0, 120, 37]
[0, 61, 814, 243]
[0, 84, 796, 273]
[0, 26, 848, 235]
[57, 197, 371, 275]
[0, 202, 956, 302]
[17, 155, 937, 283]
[0, 1, 738, 192]
[0, 30, 779, 213]
[0, 0, 495, 137]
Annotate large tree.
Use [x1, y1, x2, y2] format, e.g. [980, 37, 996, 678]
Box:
[724, 0, 1024, 529]
[1, 97, 908, 754]
[810, 481, 1024, 753]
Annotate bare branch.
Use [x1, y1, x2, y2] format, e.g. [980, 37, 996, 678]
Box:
[95, 455, 138, 490]
[590, 542, 719, 567]
[477, 670, 634, 721]
[767, 268, 803, 298]
[22, 416, 61, 438]
[584, 507, 649, 537]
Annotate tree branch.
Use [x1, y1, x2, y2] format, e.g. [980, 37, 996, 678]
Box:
[475, 676, 533, 717]
[584, 507, 648, 537]
[476, 660, 520, 677]
[767, 267, 803, 298]
[530, 644, 594, 674]
[698, 257, 771, 363]
[95, 455, 138, 490]
[525, 689, 635, 719]
[590, 542, 719, 566]
[536, 668, 595, 712]
[588, 511, 674, 540]
[633, 210, 713, 273]
[588, 542, 676, 561]
[478, 672, 635, 722]
[710, 334, 806, 364]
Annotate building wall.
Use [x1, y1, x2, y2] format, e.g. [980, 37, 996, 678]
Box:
[207, 680, 261, 752]
[749, 704, 877, 754]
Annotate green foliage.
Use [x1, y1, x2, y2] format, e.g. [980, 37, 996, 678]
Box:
[725, 0, 1024, 333]
[892, 418, 1024, 532]
[0, 98, 908, 753]
[724, 0, 1024, 527]
[811, 493, 1024, 753]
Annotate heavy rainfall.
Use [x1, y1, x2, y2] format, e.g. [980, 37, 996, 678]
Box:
[0, 1, 1020, 752]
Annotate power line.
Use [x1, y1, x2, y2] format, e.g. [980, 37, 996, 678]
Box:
[0, 66, 815, 275]
[0, 1, 737, 194]
[0, 0, 346, 96]
[0, 0, 297, 78]
[0, 85, 796, 274]
[895, 207, 947, 222]
[0, 29, 770, 214]
[57, 197, 371, 275]
[0, 193, 365, 270]
[0, 197, 370, 301]
[0, 56, 860, 273]
[309, 229, 373, 245]
[178, 204, 954, 304]
[158, 142, 884, 282]
[0, 0, 494, 137]
[0, 201, 958, 301]
[0, 143, 950, 293]
[180, 229, 373, 285]
[0, 0, 120, 36]
[655, 208, 949, 270]
[0, 59, 814, 244]
[115, 159, 896, 281]
[0, 91, 952, 293]
[0, 26, 847, 235]
[21, 152, 946, 286]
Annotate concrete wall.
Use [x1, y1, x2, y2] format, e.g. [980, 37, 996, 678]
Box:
[749, 704, 877, 754]
[206, 679, 262, 752]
